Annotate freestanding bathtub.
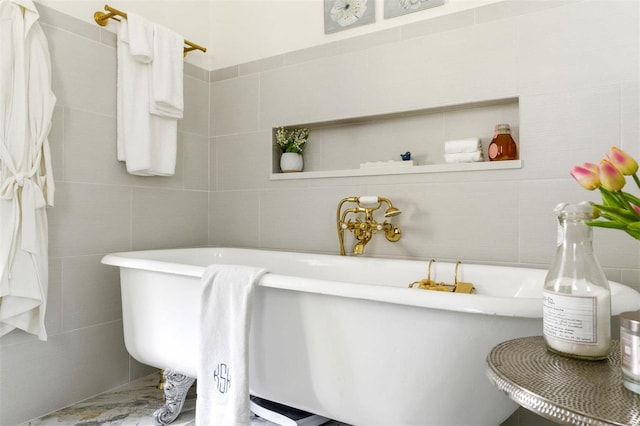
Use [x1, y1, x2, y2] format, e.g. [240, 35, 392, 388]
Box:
[102, 248, 640, 426]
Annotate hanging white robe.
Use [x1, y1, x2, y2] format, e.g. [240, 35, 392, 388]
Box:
[0, 0, 56, 340]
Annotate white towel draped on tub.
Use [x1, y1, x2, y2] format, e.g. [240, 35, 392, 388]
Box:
[116, 12, 183, 176]
[0, 0, 56, 340]
[196, 265, 266, 426]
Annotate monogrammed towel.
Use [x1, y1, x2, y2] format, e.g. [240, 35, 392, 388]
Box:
[196, 264, 266, 426]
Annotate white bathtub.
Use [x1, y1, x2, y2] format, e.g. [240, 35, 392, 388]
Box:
[102, 248, 640, 426]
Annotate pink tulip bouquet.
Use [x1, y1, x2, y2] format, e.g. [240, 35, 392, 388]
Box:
[570, 147, 640, 240]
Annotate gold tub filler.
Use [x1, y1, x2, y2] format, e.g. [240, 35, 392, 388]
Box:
[409, 260, 476, 294]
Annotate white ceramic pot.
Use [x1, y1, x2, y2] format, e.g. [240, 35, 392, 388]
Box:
[280, 152, 303, 173]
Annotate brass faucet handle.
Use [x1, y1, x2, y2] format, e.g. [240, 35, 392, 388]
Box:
[384, 225, 401, 242]
[453, 261, 476, 294]
[454, 282, 476, 294]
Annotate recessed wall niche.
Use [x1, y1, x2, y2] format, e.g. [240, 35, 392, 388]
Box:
[271, 97, 521, 180]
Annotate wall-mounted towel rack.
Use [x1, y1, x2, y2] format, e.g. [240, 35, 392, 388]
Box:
[94, 4, 207, 56]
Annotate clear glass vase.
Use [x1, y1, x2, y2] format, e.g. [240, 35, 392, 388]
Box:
[543, 202, 612, 360]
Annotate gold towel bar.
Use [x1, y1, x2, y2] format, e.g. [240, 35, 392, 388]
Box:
[94, 4, 207, 56]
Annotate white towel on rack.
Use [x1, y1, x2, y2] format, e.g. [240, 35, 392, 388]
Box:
[116, 20, 127, 162]
[148, 115, 178, 176]
[444, 138, 482, 154]
[149, 23, 184, 119]
[116, 18, 178, 176]
[196, 264, 266, 426]
[117, 19, 152, 173]
[126, 12, 153, 63]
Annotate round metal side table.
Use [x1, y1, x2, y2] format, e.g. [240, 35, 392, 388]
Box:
[486, 336, 640, 426]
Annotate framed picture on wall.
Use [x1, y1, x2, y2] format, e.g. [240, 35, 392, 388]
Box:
[324, 0, 375, 34]
[384, 0, 445, 19]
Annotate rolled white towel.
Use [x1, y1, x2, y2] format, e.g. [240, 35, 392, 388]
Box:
[444, 151, 484, 163]
[444, 138, 481, 154]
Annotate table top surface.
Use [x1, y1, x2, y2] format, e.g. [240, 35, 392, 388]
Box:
[486, 336, 640, 426]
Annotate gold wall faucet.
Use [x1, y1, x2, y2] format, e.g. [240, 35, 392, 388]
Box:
[336, 196, 402, 256]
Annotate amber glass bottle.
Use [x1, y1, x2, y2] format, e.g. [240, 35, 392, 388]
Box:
[488, 124, 518, 161]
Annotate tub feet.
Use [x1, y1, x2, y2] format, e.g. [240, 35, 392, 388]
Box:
[153, 370, 196, 425]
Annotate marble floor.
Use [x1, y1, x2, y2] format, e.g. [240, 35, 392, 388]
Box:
[20, 374, 345, 426]
[18, 373, 548, 426]
[20, 374, 196, 426]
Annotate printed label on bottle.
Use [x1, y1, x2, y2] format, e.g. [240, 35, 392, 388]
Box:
[621, 330, 640, 377]
[488, 143, 498, 159]
[543, 291, 597, 344]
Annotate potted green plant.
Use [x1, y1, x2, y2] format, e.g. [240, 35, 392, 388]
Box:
[275, 127, 309, 173]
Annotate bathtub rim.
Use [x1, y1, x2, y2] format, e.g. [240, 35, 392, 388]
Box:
[101, 247, 640, 320]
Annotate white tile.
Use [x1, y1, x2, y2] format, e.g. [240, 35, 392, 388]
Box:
[43, 25, 116, 117]
[364, 181, 521, 262]
[211, 74, 260, 136]
[183, 132, 209, 191]
[517, 0, 639, 94]
[594, 228, 640, 270]
[62, 255, 122, 332]
[209, 190, 260, 247]
[518, 86, 621, 180]
[210, 65, 239, 83]
[239, 54, 285, 75]
[365, 19, 518, 113]
[622, 269, 640, 292]
[181, 75, 210, 138]
[260, 52, 369, 127]
[215, 131, 271, 190]
[337, 28, 400, 54]
[284, 42, 338, 66]
[621, 82, 640, 158]
[46, 258, 63, 338]
[38, 4, 101, 42]
[209, 136, 218, 191]
[519, 1, 638, 57]
[475, 0, 579, 24]
[63, 108, 119, 185]
[48, 183, 132, 257]
[401, 9, 475, 40]
[132, 188, 208, 250]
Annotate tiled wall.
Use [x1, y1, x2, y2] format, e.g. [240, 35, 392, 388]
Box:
[208, 6, 639, 423]
[2, 1, 639, 425]
[209, 0, 640, 282]
[0, 4, 210, 425]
